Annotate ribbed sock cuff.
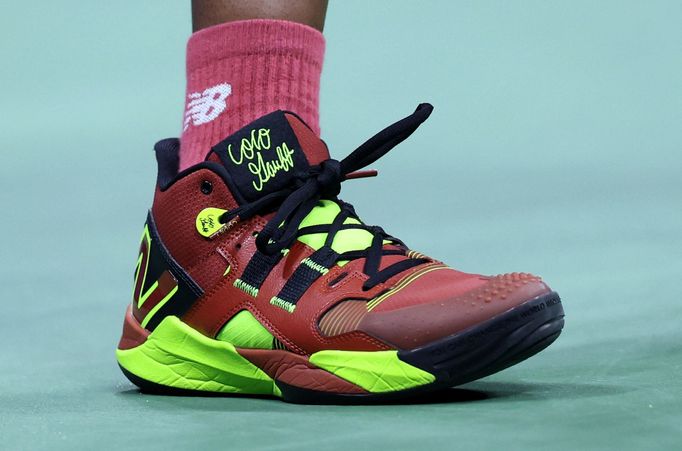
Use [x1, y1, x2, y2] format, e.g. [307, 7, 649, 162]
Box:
[179, 19, 325, 170]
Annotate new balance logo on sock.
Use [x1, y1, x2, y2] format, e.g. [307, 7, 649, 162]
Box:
[183, 83, 232, 131]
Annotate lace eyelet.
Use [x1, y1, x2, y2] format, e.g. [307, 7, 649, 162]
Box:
[200, 180, 213, 195]
[328, 272, 348, 287]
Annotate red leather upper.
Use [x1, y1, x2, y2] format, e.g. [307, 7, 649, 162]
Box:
[150, 166, 551, 354]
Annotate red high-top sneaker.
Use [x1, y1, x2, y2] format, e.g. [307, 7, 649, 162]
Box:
[116, 104, 564, 403]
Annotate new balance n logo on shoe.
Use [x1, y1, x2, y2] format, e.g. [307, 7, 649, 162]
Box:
[183, 82, 232, 131]
[129, 217, 203, 331]
[132, 225, 178, 328]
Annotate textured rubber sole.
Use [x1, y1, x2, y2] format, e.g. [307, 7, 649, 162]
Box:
[117, 292, 564, 404]
[281, 291, 564, 403]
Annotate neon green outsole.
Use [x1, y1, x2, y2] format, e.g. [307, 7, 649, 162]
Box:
[117, 315, 435, 397]
[116, 316, 281, 397]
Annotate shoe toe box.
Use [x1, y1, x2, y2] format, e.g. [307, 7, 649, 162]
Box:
[357, 272, 551, 350]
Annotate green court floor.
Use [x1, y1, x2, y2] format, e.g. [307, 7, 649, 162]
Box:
[1, 1, 680, 449]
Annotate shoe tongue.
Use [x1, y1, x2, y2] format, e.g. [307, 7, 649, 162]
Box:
[207, 111, 330, 204]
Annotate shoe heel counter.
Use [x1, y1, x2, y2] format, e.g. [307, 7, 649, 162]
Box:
[118, 305, 149, 350]
[130, 213, 202, 331]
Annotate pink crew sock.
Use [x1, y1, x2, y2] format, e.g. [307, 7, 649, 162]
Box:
[179, 19, 325, 170]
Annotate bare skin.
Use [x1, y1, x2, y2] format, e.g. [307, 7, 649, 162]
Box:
[192, 0, 329, 32]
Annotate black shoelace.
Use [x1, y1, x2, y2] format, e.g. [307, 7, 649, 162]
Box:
[219, 103, 434, 290]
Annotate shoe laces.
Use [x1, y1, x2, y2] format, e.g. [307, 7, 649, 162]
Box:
[219, 103, 434, 290]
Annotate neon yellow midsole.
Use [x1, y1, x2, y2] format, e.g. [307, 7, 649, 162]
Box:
[116, 315, 435, 395]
